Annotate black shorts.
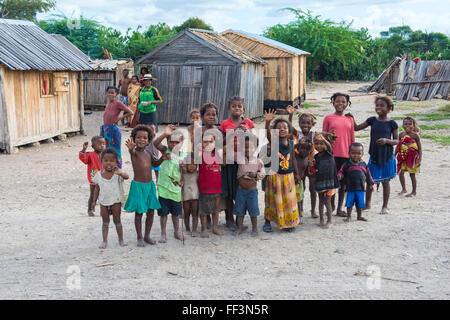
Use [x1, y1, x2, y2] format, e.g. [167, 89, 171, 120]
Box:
[157, 197, 182, 216]
[139, 111, 158, 132]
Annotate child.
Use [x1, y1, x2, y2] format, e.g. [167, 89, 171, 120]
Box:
[79, 136, 105, 216]
[181, 153, 199, 237]
[337, 143, 374, 222]
[100, 86, 134, 168]
[287, 105, 318, 218]
[395, 117, 421, 197]
[118, 69, 132, 125]
[263, 109, 300, 233]
[187, 109, 201, 152]
[322, 93, 355, 217]
[313, 133, 340, 228]
[124, 125, 163, 247]
[293, 137, 312, 223]
[219, 97, 255, 231]
[127, 75, 141, 128]
[350, 96, 399, 215]
[234, 135, 265, 236]
[91, 149, 129, 249]
[153, 124, 186, 242]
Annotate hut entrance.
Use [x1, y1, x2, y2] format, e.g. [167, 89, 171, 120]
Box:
[83, 71, 115, 109]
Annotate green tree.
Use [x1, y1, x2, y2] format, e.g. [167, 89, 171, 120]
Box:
[174, 17, 213, 33]
[0, 0, 55, 21]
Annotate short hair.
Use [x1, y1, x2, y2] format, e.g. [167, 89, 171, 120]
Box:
[140, 67, 148, 74]
[200, 102, 218, 118]
[123, 68, 129, 72]
[349, 142, 364, 152]
[189, 109, 200, 118]
[106, 86, 119, 94]
[228, 96, 244, 107]
[375, 95, 394, 110]
[298, 113, 317, 126]
[272, 118, 293, 134]
[101, 148, 119, 161]
[331, 92, 351, 106]
[91, 136, 104, 145]
[131, 124, 154, 142]
[131, 75, 139, 80]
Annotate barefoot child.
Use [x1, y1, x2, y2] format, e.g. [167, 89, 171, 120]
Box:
[263, 109, 300, 233]
[181, 153, 199, 237]
[153, 125, 186, 242]
[293, 137, 312, 223]
[79, 136, 105, 216]
[124, 125, 163, 247]
[323, 93, 355, 217]
[187, 109, 201, 152]
[234, 135, 265, 236]
[350, 96, 398, 214]
[337, 143, 374, 222]
[91, 149, 129, 248]
[396, 117, 421, 197]
[313, 133, 340, 228]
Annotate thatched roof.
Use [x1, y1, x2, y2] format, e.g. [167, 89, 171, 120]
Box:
[89, 59, 133, 71]
[0, 18, 91, 71]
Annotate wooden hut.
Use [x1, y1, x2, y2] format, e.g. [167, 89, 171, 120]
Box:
[0, 18, 91, 153]
[221, 29, 310, 110]
[136, 28, 265, 123]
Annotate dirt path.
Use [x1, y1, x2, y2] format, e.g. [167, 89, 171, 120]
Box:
[1, 81, 449, 299]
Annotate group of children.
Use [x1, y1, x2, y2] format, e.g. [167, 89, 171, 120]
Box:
[79, 93, 422, 248]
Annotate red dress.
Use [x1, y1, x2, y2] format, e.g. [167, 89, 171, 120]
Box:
[79, 152, 102, 185]
[198, 151, 222, 194]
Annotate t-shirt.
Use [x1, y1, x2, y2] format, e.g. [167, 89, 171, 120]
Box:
[220, 118, 255, 154]
[158, 149, 184, 202]
[139, 86, 162, 114]
[198, 151, 221, 194]
[366, 117, 398, 166]
[92, 172, 125, 206]
[337, 159, 374, 191]
[322, 114, 355, 158]
[314, 150, 340, 192]
[277, 140, 294, 174]
[103, 100, 129, 125]
[79, 151, 102, 185]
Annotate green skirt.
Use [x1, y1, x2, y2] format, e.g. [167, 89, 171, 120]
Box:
[125, 180, 161, 214]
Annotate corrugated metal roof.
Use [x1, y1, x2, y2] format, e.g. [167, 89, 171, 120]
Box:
[0, 18, 91, 71]
[221, 29, 310, 56]
[89, 59, 133, 71]
[51, 34, 90, 63]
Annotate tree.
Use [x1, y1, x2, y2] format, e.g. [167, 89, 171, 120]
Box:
[0, 0, 55, 21]
[174, 17, 213, 33]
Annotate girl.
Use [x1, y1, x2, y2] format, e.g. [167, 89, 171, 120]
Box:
[100, 86, 133, 169]
[287, 105, 318, 218]
[396, 117, 421, 197]
[263, 109, 300, 233]
[124, 125, 163, 247]
[91, 149, 129, 249]
[181, 153, 199, 237]
[312, 133, 340, 229]
[127, 75, 141, 128]
[350, 96, 399, 214]
[293, 137, 312, 224]
[219, 97, 255, 231]
[187, 109, 201, 153]
[322, 93, 355, 217]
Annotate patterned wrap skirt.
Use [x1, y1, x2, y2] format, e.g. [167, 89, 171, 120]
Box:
[264, 172, 300, 229]
[100, 124, 122, 168]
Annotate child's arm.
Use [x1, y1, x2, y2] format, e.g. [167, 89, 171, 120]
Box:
[365, 163, 375, 191]
[264, 109, 276, 142]
[346, 113, 369, 131]
[292, 148, 300, 183]
[337, 162, 345, 181]
[323, 138, 333, 154]
[412, 133, 422, 166]
[91, 184, 99, 212]
[153, 124, 175, 152]
[79, 142, 90, 164]
[151, 153, 165, 167]
[114, 167, 129, 180]
[116, 103, 134, 125]
[286, 105, 295, 124]
[125, 138, 136, 157]
[376, 128, 399, 146]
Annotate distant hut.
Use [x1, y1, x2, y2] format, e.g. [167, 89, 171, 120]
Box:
[221, 30, 310, 110]
[0, 19, 91, 153]
[136, 28, 265, 123]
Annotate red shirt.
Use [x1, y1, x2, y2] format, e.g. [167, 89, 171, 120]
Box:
[103, 100, 128, 126]
[322, 114, 355, 158]
[198, 151, 222, 194]
[79, 151, 102, 185]
[220, 118, 255, 153]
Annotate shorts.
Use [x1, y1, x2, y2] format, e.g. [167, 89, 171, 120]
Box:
[152, 165, 160, 172]
[345, 190, 365, 209]
[158, 197, 182, 216]
[124, 180, 161, 214]
[119, 94, 128, 106]
[198, 193, 219, 215]
[233, 187, 260, 217]
[139, 111, 158, 132]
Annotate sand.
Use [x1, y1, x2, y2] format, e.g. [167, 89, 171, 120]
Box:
[0, 81, 449, 299]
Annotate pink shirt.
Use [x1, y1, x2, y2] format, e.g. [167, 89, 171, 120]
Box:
[322, 114, 355, 158]
[103, 100, 128, 125]
[198, 151, 221, 194]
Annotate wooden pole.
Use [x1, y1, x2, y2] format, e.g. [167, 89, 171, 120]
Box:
[393, 79, 450, 85]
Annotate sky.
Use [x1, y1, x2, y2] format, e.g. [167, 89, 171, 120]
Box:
[38, 0, 450, 37]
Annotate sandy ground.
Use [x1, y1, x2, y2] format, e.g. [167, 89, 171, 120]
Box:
[1, 81, 449, 299]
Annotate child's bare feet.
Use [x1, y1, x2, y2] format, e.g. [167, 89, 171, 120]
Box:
[191, 231, 198, 237]
[363, 205, 371, 211]
[357, 216, 368, 221]
[226, 221, 237, 231]
[212, 227, 223, 236]
[311, 212, 319, 218]
[174, 232, 185, 241]
[119, 240, 128, 247]
[251, 230, 258, 237]
[398, 190, 407, 196]
[406, 192, 416, 197]
[144, 237, 156, 245]
[99, 241, 107, 249]
[336, 210, 347, 217]
[137, 238, 145, 247]
[380, 207, 389, 215]
[88, 210, 95, 217]
[322, 222, 332, 229]
[201, 230, 209, 238]
[344, 217, 351, 222]
[159, 234, 167, 243]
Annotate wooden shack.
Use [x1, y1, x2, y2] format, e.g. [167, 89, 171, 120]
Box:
[0, 19, 91, 153]
[221, 29, 310, 110]
[136, 28, 265, 123]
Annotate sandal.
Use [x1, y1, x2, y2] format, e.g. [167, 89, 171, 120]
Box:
[262, 223, 273, 233]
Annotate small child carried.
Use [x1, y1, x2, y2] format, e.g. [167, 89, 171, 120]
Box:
[181, 153, 199, 237]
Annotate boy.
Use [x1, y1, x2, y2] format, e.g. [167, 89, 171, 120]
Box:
[118, 69, 132, 125]
[337, 142, 374, 222]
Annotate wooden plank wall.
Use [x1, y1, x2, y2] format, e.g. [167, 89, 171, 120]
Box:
[2, 69, 81, 148]
[0, 67, 9, 151]
[83, 70, 115, 107]
[263, 57, 292, 101]
[115, 61, 135, 86]
[239, 63, 264, 118]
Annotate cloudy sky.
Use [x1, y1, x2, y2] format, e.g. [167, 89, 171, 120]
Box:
[38, 0, 450, 37]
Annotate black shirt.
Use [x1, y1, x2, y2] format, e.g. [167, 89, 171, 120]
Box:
[367, 117, 398, 166]
[338, 159, 374, 191]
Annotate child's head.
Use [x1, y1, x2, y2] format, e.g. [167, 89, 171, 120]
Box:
[375, 96, 394, 115]
[131, 125, 154, 148]
[189, 109, 201, 124]
[202, 134, 215, 152]
[298, 113, 317, 135]
[91, 136, 105, 153]
[200, 102, 218, 126]
[184, 153, 197, 173]
[106, 86, 119, 101]
[167, 131, 184, 151]
[140, 67, 148, 75]
[403, 116, 419, 134]
[330, 92, 351, 114]
[101, 148, 119, 171]
[122, 68, 130, 77]
[228, 96, 245, 118]
[313, 133, 328, 153]
[349, 142, 364, 163]
[272, 118, 292, 139]
[295, 137, 313, 158]
[131, 75, 139, 84]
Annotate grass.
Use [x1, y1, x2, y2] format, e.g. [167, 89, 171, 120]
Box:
[404, 113, 450, 121]
[395, 100, 439, 110]
[438, 104, 450, 113]
[419, 124, 450, 130]
[421, 133, 450, 146]
[303, 102, 322, 109]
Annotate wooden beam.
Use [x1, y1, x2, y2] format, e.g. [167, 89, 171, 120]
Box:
[0, 67, 11, 153]
[393, 79, 450, 85]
